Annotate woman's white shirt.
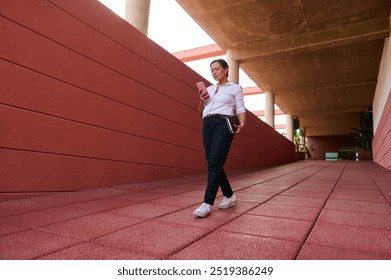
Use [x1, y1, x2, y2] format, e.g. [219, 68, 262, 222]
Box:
[202, 82, 246, 118]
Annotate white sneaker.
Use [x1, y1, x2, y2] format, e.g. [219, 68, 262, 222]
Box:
[193, 203, 211, 218]
[218, 194, 237, 209]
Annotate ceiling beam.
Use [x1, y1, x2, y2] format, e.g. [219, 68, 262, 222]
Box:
[274, 81, 377, 95]
[172, 44, 224, 62]
[235, 18, 390, 61]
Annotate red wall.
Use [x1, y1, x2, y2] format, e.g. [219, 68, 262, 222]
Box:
[0, 0, 296, 192]
[373, 89, 391, 169]
[306, 136, 357, 160]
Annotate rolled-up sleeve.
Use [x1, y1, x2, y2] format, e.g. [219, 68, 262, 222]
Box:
[234, 85, 246, 114]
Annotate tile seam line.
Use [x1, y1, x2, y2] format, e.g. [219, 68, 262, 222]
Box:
[245, 212, 318, 222]
[312, 220, 391, 233]
[0, 227, 31, 239]
[163, 161, 335, 259]
[0, 196, 103, 219]
[7, 214, 155, 260]
[33, 219, 152, 259]
[33, 239, 157, 260]
[293, 161, 348, 259]
[1, 161, 331, 259]
[214, 227, 306, 244]
[326, 197, 390, 205]
[297, 242, 391, 259]
[27, 187, 214, 245]
[0, 161, 310, 220]
[1, 188, 182, 217]
[2, 189, 181, 227]
[312, 206, 391, 216]
[363, 161, 391, 207]
[31, 240, 91, 260]
[0, 161, 325, 225]
[230, 160, 327, 186]
[0, 186, 190, 219]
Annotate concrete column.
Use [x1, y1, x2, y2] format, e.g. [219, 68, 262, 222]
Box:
[265, 91, 275, 128]
[226, 48, 239, 84]
[124, 0, 151, 35]
[286, 114, 294, 141]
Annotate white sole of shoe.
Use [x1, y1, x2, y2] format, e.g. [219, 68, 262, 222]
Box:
[193, 210, 210, 218]
[218, 200, 237, 210]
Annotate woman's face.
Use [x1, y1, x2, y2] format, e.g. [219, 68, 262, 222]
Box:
[210, 62, 228, 82]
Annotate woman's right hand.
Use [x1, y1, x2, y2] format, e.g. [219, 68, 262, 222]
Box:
[199, 88, 210, 102]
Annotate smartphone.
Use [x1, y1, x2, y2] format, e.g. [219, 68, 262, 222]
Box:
[196, 82, 207, 93]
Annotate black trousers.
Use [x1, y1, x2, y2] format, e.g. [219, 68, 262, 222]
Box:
[202, 117, 234, 205]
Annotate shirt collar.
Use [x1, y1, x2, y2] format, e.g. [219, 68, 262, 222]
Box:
[213, 81, 232, 88]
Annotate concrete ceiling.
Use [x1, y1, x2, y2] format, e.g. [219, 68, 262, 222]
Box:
[176, 0, 391, 136]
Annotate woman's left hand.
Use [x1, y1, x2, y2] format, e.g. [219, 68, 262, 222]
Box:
[234, 122, 245, 134]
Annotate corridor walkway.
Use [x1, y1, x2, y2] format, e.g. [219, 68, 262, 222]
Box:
[1, 160, 391, 260]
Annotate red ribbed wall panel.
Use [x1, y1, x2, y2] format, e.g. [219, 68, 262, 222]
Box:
[0, 0, 296, 192]
[373, 89, 391, 169]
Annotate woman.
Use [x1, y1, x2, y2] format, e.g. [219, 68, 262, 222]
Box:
[193, 59, 246, 218]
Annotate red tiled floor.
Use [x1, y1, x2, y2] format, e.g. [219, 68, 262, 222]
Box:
[232, 192, 273, 203]
[176, 189, 206, 198]
[66, 197, 136, 213]
[268, 195, 327, 208]
[248, 203, 320, 221]
[2, 206, 92, 228]
[317, 209, 391, 231]
[144, 186, 197, 195]
[147, 195, 200, 207]
[325, 199, 391, 214]
[0, 199, 50, 218]
[384, 190, 391, 201]
[78, 187, 131, 198]
[26, 192, 97, 206]
[1, 161, 391, 260]
[220, 214, 313, 242]
[112, 192, 168, 203]
[254, 182, 294, 189]
[39, 213, 144, 240]
[297, 244, 391, 260]
[105, 203, 182, 219]
[157, 207, 240, 229]
[113, 183, 164, 192]
[0, 193, 46, 202]
[336, 183, 379, 190]
[289, 185, 334, 192]
[38, 242, 155, 260]
[0, 229, 80, 259]
[305, 222, 391, 256]
[230, 201, 260, 214]
[169, 230, 300, 260]
[93, 220, 210, 259]
[329, 190, 387, 203]
[236, 186, 282, 196]
[0, 222, 28, 236]
[279, 189, 331, 199]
